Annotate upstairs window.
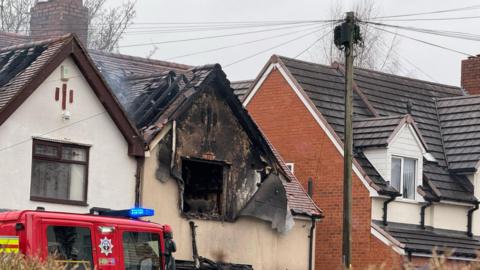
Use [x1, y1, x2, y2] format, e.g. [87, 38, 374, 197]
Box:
[30, 139, 89, 205]
[391, 156, 416, 199]
[182, 158, 225, 216]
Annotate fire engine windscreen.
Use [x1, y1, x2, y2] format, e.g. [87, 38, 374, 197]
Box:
[47, 226, 93, 270]
[123, 231, 161, 270]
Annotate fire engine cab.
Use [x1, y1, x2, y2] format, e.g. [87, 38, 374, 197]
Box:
[0, 207, 176, 270]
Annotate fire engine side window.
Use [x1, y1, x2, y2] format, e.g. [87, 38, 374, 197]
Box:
[123, 232, 161, 270]
[46, 226, 93, 270]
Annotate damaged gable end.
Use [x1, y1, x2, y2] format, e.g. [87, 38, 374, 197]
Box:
[128, 64, 321, 232]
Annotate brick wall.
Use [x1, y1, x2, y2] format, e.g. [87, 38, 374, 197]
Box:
[246, 68, 402, 269]
[461, 55, 480, 95]
[30, 0, 88, 45]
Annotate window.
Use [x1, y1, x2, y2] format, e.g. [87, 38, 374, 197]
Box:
[46, 226, 93, 270]
[31, 139, 89, 205]
[285, 163, 294, 174]
[182, 158, 225, 215]
[391, 156, 417, 199]
[123, 232, 161, 270]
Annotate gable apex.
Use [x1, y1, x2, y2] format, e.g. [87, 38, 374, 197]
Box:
[0, 34, 144, 156]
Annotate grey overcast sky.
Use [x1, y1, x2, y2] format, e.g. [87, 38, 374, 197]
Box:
[111, 0, 480, 86]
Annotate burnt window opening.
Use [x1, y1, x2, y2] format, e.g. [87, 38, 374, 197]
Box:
[182, 159, 225, 216]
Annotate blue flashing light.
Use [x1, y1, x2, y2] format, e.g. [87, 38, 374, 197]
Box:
[128, 208, 155, 218]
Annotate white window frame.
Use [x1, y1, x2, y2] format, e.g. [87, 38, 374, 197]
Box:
[285, 163, 294, 174]
[391, 156, 417, 201]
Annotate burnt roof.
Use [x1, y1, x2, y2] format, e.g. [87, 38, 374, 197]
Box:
[0, 34, 144, 156]
[437, 95, 480, 172]
[101, 62, 322, 218]
[0, 37, 64, 111]
[242, 55, 475, 203]
[373, 220, 480, 258]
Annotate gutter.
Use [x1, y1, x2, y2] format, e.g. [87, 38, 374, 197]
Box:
[467, 201, 479, 237]
[420, 201, 433, 229]
[383, 195, 397, 226]
[308, 217, 316, 270]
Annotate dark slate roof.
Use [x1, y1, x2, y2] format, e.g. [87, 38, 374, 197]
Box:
[274, 55, 475, 203]
[437, 95, 480, 172]
[0, 36, 68, 111]
[89, 50, 191, 106]
[230, 80, 253, 102]
[353, 115, 406, 148]
[373, 220, 480, 258]
[355, 152, 399, 195]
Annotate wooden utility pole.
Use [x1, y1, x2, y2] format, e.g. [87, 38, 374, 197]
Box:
[334, 11, 361, 269]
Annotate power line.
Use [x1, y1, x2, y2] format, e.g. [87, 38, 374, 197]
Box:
[370, 25, 474, 57]
[376, 36, 439, 82]
[224, 27, 325, 68]
[0, 111, 107, 153]
[122, 21, 322, 35]
[372, 4, 480, 19]
[363, 21, 480, 41]
[118, 22, 324, 48]
[164, 24, 330, 60]
[294, 29, 333, 59]
[378, 15, 480, 22]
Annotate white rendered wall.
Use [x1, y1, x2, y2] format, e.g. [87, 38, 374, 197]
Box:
[367, 123, 471, 231]
[142, 142, 314, 270]
[0, 57, 137, 212]
[372, 197, 469, 231]
[470, 173, 480, 236]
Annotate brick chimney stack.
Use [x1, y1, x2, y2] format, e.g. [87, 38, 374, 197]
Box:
[30, 0, 89, 45]
[461, 55, 480, 95]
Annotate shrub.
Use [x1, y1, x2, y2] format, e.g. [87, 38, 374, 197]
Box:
[0, 252, 71, 270]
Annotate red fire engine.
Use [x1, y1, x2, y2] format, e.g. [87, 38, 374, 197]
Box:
[0, 207, 176, 270]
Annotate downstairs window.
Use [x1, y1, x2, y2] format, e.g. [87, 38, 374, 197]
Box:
[30, 139, 89, 205]
[391, 156, 417, 199]
[181, 159, 225, 215]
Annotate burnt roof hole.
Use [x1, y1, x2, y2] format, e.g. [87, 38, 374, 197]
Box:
[0, 45, 46, 89]
[182, 159, 224, 216]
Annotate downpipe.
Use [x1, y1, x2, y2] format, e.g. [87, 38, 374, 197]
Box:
[383, 196, 396, 226]
[467, 201, 479, 237]
[308, 217, 316, 270]
[420, 201, 433, 229]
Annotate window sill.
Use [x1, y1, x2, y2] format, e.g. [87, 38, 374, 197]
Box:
[394, 197, 421, 204]
[181, 212, 229, 222]
[30, 196, 88, 207]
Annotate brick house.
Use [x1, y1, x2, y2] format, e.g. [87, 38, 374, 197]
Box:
[237, 54, 480, 269]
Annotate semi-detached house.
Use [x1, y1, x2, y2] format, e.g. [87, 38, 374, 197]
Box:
[0, 1, 323, 269]
[0, 35, 143, 212]
[237, 54, 480, 269]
